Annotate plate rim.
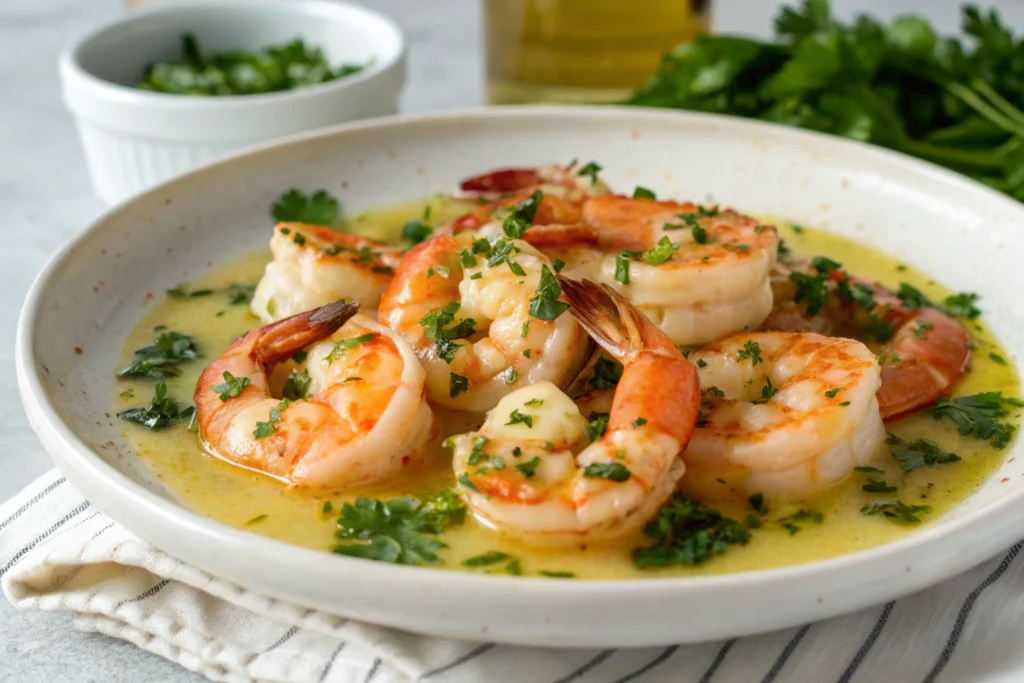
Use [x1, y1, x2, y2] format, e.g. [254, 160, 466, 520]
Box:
[16, 105, 1024, 631]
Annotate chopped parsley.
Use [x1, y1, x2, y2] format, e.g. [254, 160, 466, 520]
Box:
[931, 392, 1022, 448]
[582, 462, 631, 482]
[450, 373, 469, 398]
[322, 501, 333, 514]
[271, 188, 339, 225]
[325, 333, 375, 363]
[944, 292, 981, 319]
[167, 284, 213, 299]
[824, 387, 842, 398]
[861, 500, 931, 524]
[515, 456, 542, 478]
[748, 493, 767, 515]
[211, 371, 250, 401]
[591, 358, 623, 389]
[506, 409, 535, 428]
[435, 338, 463, 364]
[119, 330, 198, 379]
[253, 399, 289, 439]
[538, 570, 575, 578]
[246, 514, 268, 525]
[576, 161, 602, 183]
[789, 271, 830, 317]
[862, 478, 897, 493]
[990, 352, 1008, 365]
[282, 369, 312, 400]
[642, 236, 678, 266]
[756, 377, 779, 403]
[634, 492, 751, 567]
[633, 417, 648, 427]
[778, 508, 823, 535]
[529, 264, 570, 321]
[632, 186, 656, 199]
[736, 340, 761, 365]
[420, 301, 476, 341]
[117, 383, 195, 430]
[502, 190, 543, 239]
[401, 219, 433, 244]
[614, 249, 642, 284]
[332, 489, 467, 565]
[887, 434, 961, 471]
[462, 551, 512, 567]
[585, 412, 610, 441]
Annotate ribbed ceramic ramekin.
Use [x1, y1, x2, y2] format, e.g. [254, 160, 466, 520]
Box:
[59, 0, 405, 204]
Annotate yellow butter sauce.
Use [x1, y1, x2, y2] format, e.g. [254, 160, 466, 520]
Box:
[114, 204, 1020, 579]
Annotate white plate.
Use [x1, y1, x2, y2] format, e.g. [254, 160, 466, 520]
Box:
[16, 106, 1024, 647]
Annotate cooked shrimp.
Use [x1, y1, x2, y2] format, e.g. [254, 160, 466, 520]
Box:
[762, 260, 971, 419]
[195, 301, 433, 487]
[251, 223, 402, 323]
[448, 279, 700, 540]
[446, 192, 597, 249]
[681, 332, 885, 501]
[582, 197, 779, 345]
[378, 234, 591, 412]
[459, 162, 611, 201]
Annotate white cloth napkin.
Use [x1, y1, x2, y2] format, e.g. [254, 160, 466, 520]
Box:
[3, 470, 1024, 683]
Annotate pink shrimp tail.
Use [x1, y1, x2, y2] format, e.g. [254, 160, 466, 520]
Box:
[250, 299, 359, 367]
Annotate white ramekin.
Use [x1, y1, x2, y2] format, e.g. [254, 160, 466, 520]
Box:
[59, 0, 405, 204]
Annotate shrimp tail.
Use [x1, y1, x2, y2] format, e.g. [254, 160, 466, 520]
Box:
[558, 278, 669, 362]
[250, 299, 359, 366]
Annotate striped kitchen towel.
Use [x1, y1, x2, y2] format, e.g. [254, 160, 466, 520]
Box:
[2, 470, 1024, 683]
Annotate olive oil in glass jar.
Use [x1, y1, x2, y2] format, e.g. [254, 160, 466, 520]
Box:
[484, 0, 710, 104]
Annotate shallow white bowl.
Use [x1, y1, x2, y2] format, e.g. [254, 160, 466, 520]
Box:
[59, 0, 405, 205]
[17, 107, 1024, 647]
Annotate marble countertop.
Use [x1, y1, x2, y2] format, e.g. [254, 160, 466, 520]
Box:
[3, 0, 1020, 679]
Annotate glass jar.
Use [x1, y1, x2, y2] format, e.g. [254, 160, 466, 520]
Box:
[484, 0, 710, 105]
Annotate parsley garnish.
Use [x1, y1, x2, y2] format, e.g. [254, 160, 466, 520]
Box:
[117, 383, 195, 430]
[515, 456, 542, 478]
[736, 340, 761, 365]
[591, 358, 623, 389]
[585, 412, 610, 441]
[825, 387, 842, 398]
[502, 190, 543, 239]
[582, 462, 631, 482]
[463, 551, 512, 567]
[633, 186, 656, 199]
[862, 478, 897, 493]
[326, 333, 375, 363]
[887, 434, 961, 471]
[789, 271, 830, 317]
[246, 514, 268, 525]
[332, 489, 467, 565]
[944, 292, 981, 319]
[642, 236, 678, 266]
[614, 250, 642, 284]
[576, 161, 602, 183]
[634, 492, 750, 567]
[254, 399, 289, 438]
[401, 219, 433, 244]
[271, 188, 339, 225]
[282, 369, 312, 400]
[538, 570, 575, 578]
[211, 371, 250, 401]
[119, 330, 198, 379]
[861, 500, 931, 524]
[506, 409, 535, 428]
[450, 373, 469, 398]
[420, 301, 477, 342]
[931, 392, 1022, 448]
[778, 508, 823, 535]
[749, 493, 767, 515]
[529, 265, 570, 321]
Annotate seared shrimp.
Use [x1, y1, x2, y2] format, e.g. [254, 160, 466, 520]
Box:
[763, 261, 971, 419]
[583, 197, 779, 345]
[682, 332, 885, 501]
[459, 162, 612, 202]
[378, 234, 591, 412]
[251, 223, 402, 323]
[448, 279, 700, 540]
[195, 301, 433, 487]
[446, 192, 598, 249]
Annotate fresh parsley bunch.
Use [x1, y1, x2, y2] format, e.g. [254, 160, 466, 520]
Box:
[629, 1, 1024, 201]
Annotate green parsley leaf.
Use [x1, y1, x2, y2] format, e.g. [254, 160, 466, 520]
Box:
[462, 551, 512, 567]
[420, 301, 477, 341]
[271, 188, 339, 225]
[576, 161, 602, 183]
[529, 264, 570, 321]
[326, 333, 375, 363]
[117, 383, 195, 430]
[538, 570, 575, 578]
[634, 491, 751, 567]
[944, 292, 981, 319]
[862, 478, 897, 493]
[633, 186, 656, 199]
[450, 373, 469, 398]
[736, 340, 762, 365]
[790, 271, 830, 317]
[282, 369, 312, 400]
[861, 500, 931, 524]
[582, 462, 631, 482]
[506, 409, 535, 428]
[614, 250, 642, 284]
[332, 489, 467, 565]
[932, 392, 1022, 448]
[211, 371, 250, 401]
[401, 219, 433, 244]
[887, 434, 961, 471]
[749, 493, 767, 515]
[585, 412, 610, 441]
[119, 330, 199, 379]
[591, 358, 624, 388]
[642, 236, 678, 266]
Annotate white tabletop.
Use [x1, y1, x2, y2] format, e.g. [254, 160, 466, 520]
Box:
[3, 0, 1021, 679]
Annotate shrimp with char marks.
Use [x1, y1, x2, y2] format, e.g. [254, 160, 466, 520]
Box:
[448, 279, 700, 541]
[194, 301, 434, 488]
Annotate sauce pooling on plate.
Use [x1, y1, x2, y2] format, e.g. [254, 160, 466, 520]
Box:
[113, 179, 1021, 580]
